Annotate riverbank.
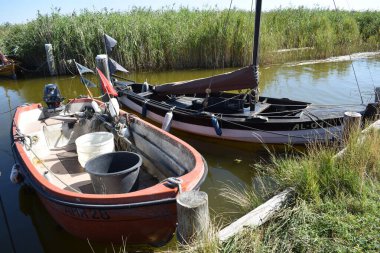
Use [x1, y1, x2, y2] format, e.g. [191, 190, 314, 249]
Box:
[1, 7, 379, 74]
[182, 126, 380, 252]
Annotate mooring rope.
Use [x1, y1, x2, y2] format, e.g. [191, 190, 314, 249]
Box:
[0, 106, 18, 115]
[0, 195, 17, 253]
[332, 0, 364, 105]
[303, 110, 339, 138]
[366, 62, 378, 101]
[17, 62, 47, 73]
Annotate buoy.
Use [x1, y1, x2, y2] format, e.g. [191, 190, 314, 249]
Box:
[121, 125, 131, 138]
[43, 171, 52, 182]
[109, 98, 120, 117]
[142, 81, 149, 92]
[91, 100, 101, 113]
[211, 115, 222, 136]
[162, 109, 174, 132]
[142, 100, 148, 118]
[10, 164, 23, 184]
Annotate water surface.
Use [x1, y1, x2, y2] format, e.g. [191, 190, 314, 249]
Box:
[1, 55, 379, 252]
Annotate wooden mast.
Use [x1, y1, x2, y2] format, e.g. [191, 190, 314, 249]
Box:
[250, 0, 262, 109]
[252, 0, 262, 69]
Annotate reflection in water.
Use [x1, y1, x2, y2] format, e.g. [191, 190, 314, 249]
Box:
[18, 185, 154, 253]
[262, 58, 380, 105]
[0, 55, 379, 251]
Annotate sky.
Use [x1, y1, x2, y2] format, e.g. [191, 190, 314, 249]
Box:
[1, 0, 380, 24]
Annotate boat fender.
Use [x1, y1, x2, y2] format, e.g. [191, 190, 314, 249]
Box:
[142, 100, 148, 118]
[121, 125, 131, 138]
[43, 171, 52, 182]
[91, 100, 102, 113]
[162, 107, 175, 132]
[211, 115, 222, 136]
[10, 164, 23, 184]
[141, 81, 149, 92]
[117, 116, 131, 138]
[108, 98, 120, 118]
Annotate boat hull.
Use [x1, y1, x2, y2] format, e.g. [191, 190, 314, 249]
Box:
[40, 195, 176, 244]
[12, 99, 207, 245]
[118, 94, 343, 144]
[0, 63, 17, 78]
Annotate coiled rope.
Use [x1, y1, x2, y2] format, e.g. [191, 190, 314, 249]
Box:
[0, 106, 18, 115]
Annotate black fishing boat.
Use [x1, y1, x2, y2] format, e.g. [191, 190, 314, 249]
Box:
[113, 0, 379, 144]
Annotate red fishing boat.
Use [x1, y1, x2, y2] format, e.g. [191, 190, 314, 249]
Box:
[11, 85, 207, 245]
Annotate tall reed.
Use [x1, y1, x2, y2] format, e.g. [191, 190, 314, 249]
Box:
[1, 8, 379, 73]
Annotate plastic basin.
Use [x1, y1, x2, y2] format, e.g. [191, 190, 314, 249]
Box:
[85, 151, 142, 194]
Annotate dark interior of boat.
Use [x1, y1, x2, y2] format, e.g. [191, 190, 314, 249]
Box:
[116, 82, 310, 118]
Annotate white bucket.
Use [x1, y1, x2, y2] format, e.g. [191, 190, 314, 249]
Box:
[75, 132, 114, 167]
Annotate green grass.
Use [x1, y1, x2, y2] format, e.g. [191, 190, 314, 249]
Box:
[1, 7, 379, 73]
[180, 126, 380, 252]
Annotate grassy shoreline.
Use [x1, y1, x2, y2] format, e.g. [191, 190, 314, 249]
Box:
[182, 127, 380, 252]
[1, 7, 379, 74]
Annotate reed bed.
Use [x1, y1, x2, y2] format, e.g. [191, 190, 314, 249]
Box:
[1, 8, 379, 74]
[182, 126, 380, 252]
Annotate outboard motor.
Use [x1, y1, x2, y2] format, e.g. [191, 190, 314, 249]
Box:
[43, 84, 64, 109]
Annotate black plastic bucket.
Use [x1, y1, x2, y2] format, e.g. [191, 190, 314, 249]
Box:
[85, 151, 142, 194]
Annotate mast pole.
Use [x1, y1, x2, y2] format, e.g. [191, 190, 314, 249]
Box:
[252, 0, 262, 68]
[250, 0, 262, 109]
[103, 33, 108, 57]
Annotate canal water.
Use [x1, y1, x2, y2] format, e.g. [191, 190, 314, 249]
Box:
[1, 54, 379, 252]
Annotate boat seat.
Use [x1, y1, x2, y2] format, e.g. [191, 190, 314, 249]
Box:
[254, 102, 271, 115]
[21, 121, 45, 135]
[137, 91, 153, 97]
[167, 96, 201, 109]
[43, 116, 78, 126]
[36, 145, 93, 192]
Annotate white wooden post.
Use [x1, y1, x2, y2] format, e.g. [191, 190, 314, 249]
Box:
[45, 44, 57, 76]
[342, 111, 362, 143]
[176, 191, 209, 245]
[95, 54, 111, 81]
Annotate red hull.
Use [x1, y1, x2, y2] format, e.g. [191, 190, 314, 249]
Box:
[12, 99, 207, 245]
[40, 197, 176, 244]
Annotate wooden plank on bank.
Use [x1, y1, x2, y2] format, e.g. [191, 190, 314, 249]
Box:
[218, 187, 295, 242]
